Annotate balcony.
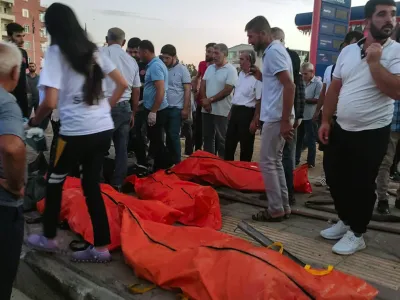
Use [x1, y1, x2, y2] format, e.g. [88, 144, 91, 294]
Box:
[0, 13, 15, 22]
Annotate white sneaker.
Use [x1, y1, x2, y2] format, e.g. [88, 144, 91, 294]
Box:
[320, 220, 349, 240]
[332, 231, 366, 255]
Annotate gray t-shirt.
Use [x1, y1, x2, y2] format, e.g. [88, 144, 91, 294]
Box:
[303, 77, 323, 121]
[0, 87, 25, 207]
[167, 63, 191, 109]
[202, 63, 238, 117]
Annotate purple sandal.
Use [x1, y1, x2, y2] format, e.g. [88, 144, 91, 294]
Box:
[26, 234, 59, 253]
[71, 246, 111, 263]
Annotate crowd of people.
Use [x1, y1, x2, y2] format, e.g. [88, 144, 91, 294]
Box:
[1, 0, 400, 298]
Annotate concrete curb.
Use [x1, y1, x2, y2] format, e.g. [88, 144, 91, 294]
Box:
[15, 247, 126, 300]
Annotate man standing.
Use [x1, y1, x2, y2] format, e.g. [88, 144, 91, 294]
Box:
[138, 40, 170, 171]
[376, 29, 400, 215]
[126, 37, 149, 166]
[271, 27, 305, 205]
[192, 43, 216, 151]
[224, 50, 261, 162]
[0, 41, 26, 300]
[102, 28, 141, 190]
[319, 0, 400, 255]
[161, 44, 191, 164]
[7, 23, 29, 118]
[199, 43, 238, 157]
[246, 16, 295, 222]
[296, 63, 322, 168]
[313, 31, 364, 188]
[27, 62, 40, 117]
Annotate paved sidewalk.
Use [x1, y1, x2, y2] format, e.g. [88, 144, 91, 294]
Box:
[11, 289, 31, 300]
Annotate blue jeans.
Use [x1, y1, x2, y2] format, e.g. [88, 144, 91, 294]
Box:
[165, 107, 182, 165]
[296, 120, 317, 166]
[111, 101, 132, 186]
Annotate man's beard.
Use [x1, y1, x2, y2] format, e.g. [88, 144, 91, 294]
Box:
[205, 56, 213, 62]
[370, 22, 394, 41]
[252, 43, 265, 54]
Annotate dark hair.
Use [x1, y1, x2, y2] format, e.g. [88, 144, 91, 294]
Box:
[161, 44, 176, 57]
[139, 40, 155, 53]
[45, 3, 104, 106]
[344, 31, 364, 44]
[365, 0, 396, 18]
[245, 16, 271, 33]
[206, 43, 216, 49]
[29, 62, 36, 66]
[127, 37, 141, 49]
[6, 23, 24, 36]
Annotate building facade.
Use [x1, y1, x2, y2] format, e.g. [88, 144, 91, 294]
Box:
[13, 0, 47, 66]
[0, 0, 15, 41]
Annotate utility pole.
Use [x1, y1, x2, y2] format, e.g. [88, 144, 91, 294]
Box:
[32, 16, 36, 63]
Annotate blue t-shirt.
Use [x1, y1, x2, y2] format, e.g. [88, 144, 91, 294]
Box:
[143, 57, 169, 111]
[0, 87, 25, 207]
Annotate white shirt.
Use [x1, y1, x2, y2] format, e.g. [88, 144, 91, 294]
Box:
[231, 71, 262, 107]
[101, 44, 141, 103]
[260, 40, 294, 123]
[334, 38, 400, 131]
[39, 45, 116, 136]
[323, 64, 334, 94]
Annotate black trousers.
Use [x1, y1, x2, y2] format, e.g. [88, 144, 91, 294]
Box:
[43, 130, 112, 246]
[224, 105, 256, 162]
[0, 206, 24, 300]
[49, 120, 61, 169]
[194, 105, 203, 150]
[325, 123, 390, 234]
[136, 109, 172, 171]
[129, 108, 149, 166]
[181, 118, 194, 156]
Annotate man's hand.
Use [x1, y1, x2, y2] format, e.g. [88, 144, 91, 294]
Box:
[312, 111, 320, 122]
[249, 66, 262, 81]
[130, 113, 135, 129]
[280, 119, 294, 140]
[148, 112, 157, 127]
[0, 178, 24, 199]
[181, 108, 189, 120]
[249, 119, 259, 135]
[201, 98, 211, 107]
[293, 118, 302, 129]
[366, 43, 383, 65]
[318, 122, 331, 145]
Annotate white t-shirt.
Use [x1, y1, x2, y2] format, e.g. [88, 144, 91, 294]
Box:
[101, 44, 141, 103]
[39, 45, 116, 136]
[334, 38, 400, 131]
[323, 64, 334, 94]
[260, 40, 294, 123]
[232, 71, 262, 107]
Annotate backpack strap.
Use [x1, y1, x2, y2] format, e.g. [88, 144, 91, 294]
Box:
[330, 64, 336, 81]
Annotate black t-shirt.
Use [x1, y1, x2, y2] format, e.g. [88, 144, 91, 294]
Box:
[11, 48, 29, 117]
[137, 60, 147, 100]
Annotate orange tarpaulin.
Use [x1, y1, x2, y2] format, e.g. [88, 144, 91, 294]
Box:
[171, 150, 312, 193]
[121, 207, 378, 300]
[37, 177, 183, 250]
[125, 170, 222, 230]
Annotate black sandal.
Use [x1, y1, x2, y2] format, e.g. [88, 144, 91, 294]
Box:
[252, 211, 283, 222]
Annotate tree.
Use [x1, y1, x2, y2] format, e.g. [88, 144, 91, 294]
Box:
[184, 63, 198, 77]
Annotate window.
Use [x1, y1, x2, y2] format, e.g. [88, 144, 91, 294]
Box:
[39, 12, 45, 22]
[24, 25, 29, 33]
[41, 42, 47, 53]
[22, 9, 29, 18]
[24, 41, 31, 50]
[40, 28, 47, 38]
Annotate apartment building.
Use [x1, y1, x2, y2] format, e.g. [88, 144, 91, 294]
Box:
[0, 0, 15, 41]
[13, 0, 48, 66]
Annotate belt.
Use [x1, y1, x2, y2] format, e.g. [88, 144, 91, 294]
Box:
[232, 104, 256, 109]
[115, 100, 130, 107]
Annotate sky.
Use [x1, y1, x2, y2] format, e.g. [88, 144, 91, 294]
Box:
[41, 0, 369, 66]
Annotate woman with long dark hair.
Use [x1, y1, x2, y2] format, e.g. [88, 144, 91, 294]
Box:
[26, 3, 128, 262]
